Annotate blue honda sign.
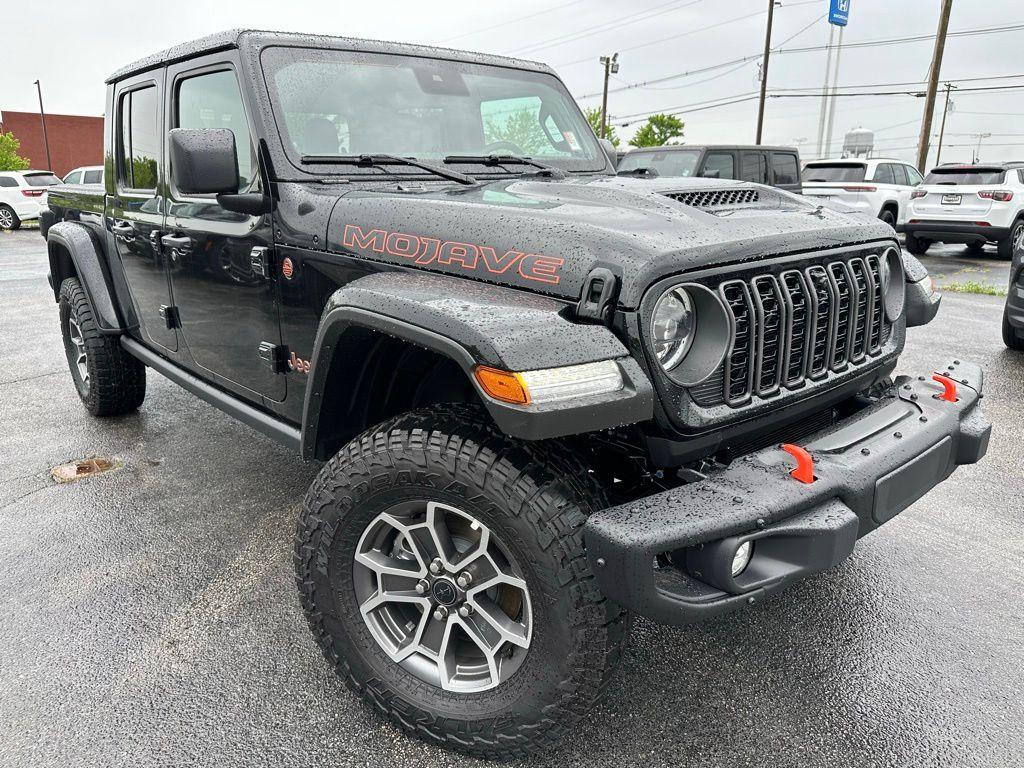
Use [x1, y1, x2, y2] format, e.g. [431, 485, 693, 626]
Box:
[829, 0, 850, 26]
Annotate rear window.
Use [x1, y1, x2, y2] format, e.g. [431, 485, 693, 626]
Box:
[24, 173, 61, 187]
[924, 167, 1005, 185]
[803, 163, 866, 182]
[83, 169, 103, 184]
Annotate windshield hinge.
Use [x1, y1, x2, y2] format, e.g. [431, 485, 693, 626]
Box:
[576, 267, 619, 326]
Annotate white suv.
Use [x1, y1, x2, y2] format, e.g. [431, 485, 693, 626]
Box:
[62, 165, 104, 186]
[802, 158, 924, 228]
[0, 170, 62, 230]
[904, 163, 1024, 259]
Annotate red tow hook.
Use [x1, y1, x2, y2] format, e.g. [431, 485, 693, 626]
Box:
[932, 374, 958, 402]
[780, 443, 815, 484]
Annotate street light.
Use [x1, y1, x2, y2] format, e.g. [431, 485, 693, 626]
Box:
[33, 80, 53, 172]
[598, 53, 619, 140]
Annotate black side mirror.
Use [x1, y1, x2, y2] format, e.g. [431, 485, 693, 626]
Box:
[169, 128, 239, 196]
[701, 169, 721, 179]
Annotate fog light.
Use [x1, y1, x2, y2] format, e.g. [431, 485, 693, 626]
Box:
[731, 541, 753, 577]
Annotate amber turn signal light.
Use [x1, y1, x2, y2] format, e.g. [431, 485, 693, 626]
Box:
[474, 366, 530, 405]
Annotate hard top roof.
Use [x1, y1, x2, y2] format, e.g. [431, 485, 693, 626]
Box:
[106, 29, 554, 84]
[624, 144, 799, 153]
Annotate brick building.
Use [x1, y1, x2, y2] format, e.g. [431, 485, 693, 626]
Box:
[0, 110, 104, 178]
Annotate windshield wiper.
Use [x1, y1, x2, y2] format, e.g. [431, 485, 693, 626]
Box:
[444, 154, 567, 179]
[300, 153, 476, 185]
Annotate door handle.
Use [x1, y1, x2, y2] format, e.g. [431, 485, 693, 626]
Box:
[111, 221, 134, 243]
[160, 234, 193, 255]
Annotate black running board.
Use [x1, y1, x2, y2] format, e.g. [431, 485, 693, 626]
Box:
[121, 337, 301, 452]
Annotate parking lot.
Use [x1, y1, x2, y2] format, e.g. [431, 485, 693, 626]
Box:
[1, 225, 1022, 768]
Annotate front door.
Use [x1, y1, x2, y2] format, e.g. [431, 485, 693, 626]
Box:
[161, 55, 284, 402]
[109, 74, 176, 352]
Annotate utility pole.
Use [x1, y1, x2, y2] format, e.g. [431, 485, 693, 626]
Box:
[755, 0, 778, 144]
[598, 53, 619, 139]
[916, 0, 953, 171]
[33, 79, 53, 172]
[815, 24, 836, 158]
[935, 82, 956, 165]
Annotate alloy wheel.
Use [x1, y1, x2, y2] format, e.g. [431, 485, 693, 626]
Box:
[67, 316, 89, 387]
[0, 208, 14, 229]
[353, 501, 532, 693]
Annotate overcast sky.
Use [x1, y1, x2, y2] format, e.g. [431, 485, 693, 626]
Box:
[4, 0, 1022, 166]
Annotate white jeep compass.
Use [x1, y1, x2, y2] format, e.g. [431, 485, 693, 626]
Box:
[904, 163, 1024, 259]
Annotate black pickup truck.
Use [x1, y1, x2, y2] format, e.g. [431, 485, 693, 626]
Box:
[41, 29, 988, 759]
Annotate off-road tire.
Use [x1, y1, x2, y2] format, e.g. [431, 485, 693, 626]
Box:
[294, 404, 631, 759]
[0, 204, 20, 230]
[997, 219, 1023, 260]
[58, 277, 146, 416]
[1003, 310, 1024, 350]
[905, 232, 930, 255]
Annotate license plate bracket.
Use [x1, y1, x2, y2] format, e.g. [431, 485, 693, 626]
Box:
[941, 193, 961, 205]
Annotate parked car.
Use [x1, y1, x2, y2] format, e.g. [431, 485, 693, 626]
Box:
[802, 158, 923, 228]
[1004, 227, 1024, 349]
[616, 144, 802, 193]
[62, 166, 104, 186]
[904, 163, 1024, 259]
[40, 30, 987, 759]
[0, 170, 61, 229]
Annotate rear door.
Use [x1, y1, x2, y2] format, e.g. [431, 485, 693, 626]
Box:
[108, 72, 176, 352]
[162, 52, 283, 402]
[769, 151, 801, 192]
[739, 151, 768, 184]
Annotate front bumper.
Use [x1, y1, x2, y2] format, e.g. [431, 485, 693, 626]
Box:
[904, 220, 1010, 243]
[584, 360, 990, 626]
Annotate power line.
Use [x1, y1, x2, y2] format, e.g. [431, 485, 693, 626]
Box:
[580, 21, 1024, 98]
[435, 0, 588, 44]
[506, 0, 707, 57]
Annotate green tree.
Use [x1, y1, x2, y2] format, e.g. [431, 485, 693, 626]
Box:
[628, 114, 685, 148]
[483, 107, 550, 155]
[584, 107, 619, 148]
[0, 132, 30, 171]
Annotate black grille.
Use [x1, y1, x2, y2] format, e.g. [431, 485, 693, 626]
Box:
[703, 253, 891, 407]
[664, 188, 760, 208]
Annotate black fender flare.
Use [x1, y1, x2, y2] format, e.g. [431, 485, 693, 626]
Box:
[300, 272, 654, 457]
[901, 250, 941, 328]
[47, 221, 123, 333]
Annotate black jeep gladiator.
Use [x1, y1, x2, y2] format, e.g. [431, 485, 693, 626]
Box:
[41, 29, 988, 759]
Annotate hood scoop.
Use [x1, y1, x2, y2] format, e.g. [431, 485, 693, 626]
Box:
[662, 188, 761, 209]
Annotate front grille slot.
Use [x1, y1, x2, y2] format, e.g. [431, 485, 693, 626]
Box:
[694, 251, 892, 407]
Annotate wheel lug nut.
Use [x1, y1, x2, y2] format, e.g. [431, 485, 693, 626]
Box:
[415, 579, 429, 595]
[429, 558, 444, 575]
[433, 605, 449, 622]
[456, 571, 472, 588]
[458, 604, 474, 618]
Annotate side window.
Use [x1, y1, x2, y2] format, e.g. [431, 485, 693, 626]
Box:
[176, 69, 254, 190]
[771, 153, 799, 185]
[1018, 169, 1024, 184]
[83, 169, 102, 184]
[905, 165, 924, 185]
[891, 164, 908, 186]
[0, 176, 17, 187]
[702, 152, 735, 179]
[739, 152, 767, 183]
[64, 171, 82, 185]
[118, 85, 159, 190]
[872, 163, 895, 184]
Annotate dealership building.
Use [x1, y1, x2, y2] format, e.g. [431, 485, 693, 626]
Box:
[0, 110, 104, 178]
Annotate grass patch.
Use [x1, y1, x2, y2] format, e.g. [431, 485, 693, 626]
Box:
[940, 281, 1007, 296]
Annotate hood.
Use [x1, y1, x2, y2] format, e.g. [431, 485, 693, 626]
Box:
[321, 174, 895, 309]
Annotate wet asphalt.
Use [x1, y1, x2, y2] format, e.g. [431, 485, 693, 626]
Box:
[1, 226, 1022, 768]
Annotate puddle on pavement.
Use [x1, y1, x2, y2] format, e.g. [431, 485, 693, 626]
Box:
[50, 456, 122, 484]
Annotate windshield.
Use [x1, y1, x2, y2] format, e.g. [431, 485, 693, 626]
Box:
[261, 47, 605, 175]
[924, 167, 1005, 185]
[803, 163, 866, 182]
[24, 173, 61, 187]
[617, 150, 701, 177]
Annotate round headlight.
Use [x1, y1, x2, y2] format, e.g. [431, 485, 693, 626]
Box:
[881, 246, 905, 321]
[652, 286, 695, 370]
